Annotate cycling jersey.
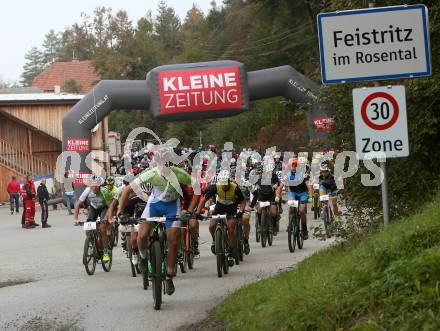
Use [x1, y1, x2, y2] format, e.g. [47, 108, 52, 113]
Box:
[101, 186, 118, 207]
[79, 187, 106, 210]
[286, 170, 309, 193]
[136, 166, 192, 202]
[250, 173, 279, 208]
[203, 182, 244, 206]
[136, 166, 192, 228]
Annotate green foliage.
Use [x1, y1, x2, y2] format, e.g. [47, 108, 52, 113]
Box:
[63, 79, 83, 93]
[208, 194, 440, 331]
[20, 47, 45, 86]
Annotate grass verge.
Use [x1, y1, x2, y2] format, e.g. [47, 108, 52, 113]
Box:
[206, 195, 440, 330]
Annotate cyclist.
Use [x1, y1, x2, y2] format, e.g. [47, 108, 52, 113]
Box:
[108, 173, 148, 265]
[179, 161, 201, 257]
[286, 157, 310, 240]
[102, 176, 118, 209]
[118, 164, 197, 296]
[249, 162, 283, 235]
[73, 176, 112, 263]
[319, 163, 340, 223]
[197, 170, 247, 261]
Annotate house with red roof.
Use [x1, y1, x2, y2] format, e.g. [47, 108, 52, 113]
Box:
[32, 60, 100, 93]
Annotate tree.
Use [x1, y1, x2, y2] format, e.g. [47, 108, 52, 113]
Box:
[21, 47, 45, 86]
[42, 30, 63, 66]
[154, 1, 182, 59]
[64, 79, 83, 93]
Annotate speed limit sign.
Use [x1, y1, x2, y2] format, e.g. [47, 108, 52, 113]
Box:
[353, 85, 409, 159]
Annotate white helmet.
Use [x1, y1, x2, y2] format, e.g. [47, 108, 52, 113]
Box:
[217, 170, 230, 185]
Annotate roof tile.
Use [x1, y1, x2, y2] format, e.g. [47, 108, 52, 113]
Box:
[32, 60, 100, 93]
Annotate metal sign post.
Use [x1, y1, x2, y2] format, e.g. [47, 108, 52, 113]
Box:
[370, 2, 388, 228]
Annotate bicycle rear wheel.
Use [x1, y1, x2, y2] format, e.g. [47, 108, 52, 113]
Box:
[83, 235, 96, 275]
[234, 224, 240, 266]
[268, 215, 273, 247]
[313, 193, 319, 220]
[113, 226, 119, 247]
[255, 215, 261, 243]
[288, 213, 296, 253]
[222, 228, 229, 275]
[238, 224, 244, 262]
[296, 218, 304, 249]
[261, 210, 268, 248]
[187, 231, 194, 270]
[101, 248, 112, 272]
[215, 229, 223, 278]
[151, 240, 163, 310]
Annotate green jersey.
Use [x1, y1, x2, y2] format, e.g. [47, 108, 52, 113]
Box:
[101, 186, 118, 207]
[137, 166, 192, 202]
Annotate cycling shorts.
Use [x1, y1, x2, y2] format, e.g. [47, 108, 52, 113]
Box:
[319, 186, 338, 196]
[141, 197, 181, 229]
[213, 203, 238, 218]
[87, 206, 108, 223]
[287, 191, 308, 204]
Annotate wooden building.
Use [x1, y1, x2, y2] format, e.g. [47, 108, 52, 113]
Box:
[0, 91, 108, 202]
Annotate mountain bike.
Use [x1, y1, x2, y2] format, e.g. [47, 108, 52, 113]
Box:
[177, 217, 189, 274]
[287, 199, 304, 253]
[259, 201, 273, 248]
[234, 213, 244, 264]
[180, 215, 196, 271]
[82, 219, 113, 275]
[312, 183, 321, 220]
[210, 214, 231, 278]
[320, 194, 334, 238]
[118, 217, 140, 278]
[142, 217, 169, 310]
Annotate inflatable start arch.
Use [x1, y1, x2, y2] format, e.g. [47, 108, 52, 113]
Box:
[62, 60, 322, 184]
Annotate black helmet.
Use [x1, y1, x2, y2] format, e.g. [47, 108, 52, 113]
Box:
[105, 176, 115, 185]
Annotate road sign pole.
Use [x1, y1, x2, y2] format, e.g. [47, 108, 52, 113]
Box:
[369, 1, 390, 228]
[380, 161, 390, 228]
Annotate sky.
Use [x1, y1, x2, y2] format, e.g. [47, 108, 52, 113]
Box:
[0, 0, 214, 84]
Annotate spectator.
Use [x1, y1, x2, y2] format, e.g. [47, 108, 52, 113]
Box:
[37, 178, 51, 228]
[7, 175, 20, 215]
[21, 175, 38, 228]
[62, 171, 75, 215]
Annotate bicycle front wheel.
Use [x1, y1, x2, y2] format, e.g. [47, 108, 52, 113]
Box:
[151, 240, 163, 310]
[127, 237, 136, 277]
[83, 235, 96, 275]
[288, 213, 296, 253]
[215, 229, 223, 278]
[187, 231, 194, 270]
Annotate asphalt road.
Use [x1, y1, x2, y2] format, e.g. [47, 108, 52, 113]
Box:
[0, 205, 332, 331]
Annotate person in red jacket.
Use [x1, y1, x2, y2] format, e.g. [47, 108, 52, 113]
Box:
[21, 175, 39, 229]
[7, 175, 20, 215]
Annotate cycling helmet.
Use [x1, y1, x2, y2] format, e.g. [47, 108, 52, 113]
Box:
[320, 163, 330, 172]
[298, 156, 309, 165]
[217, 170, 230, 185]
[290, 157, 298, 169]
[105, 176, 115, 185]
[90, 176, 103, 186]
[255, 162, 263, 175]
